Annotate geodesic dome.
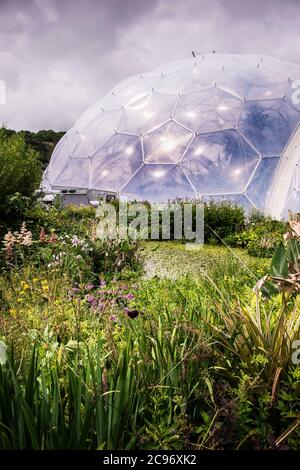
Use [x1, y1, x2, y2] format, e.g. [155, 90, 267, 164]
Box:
[43, 54, 300, 218]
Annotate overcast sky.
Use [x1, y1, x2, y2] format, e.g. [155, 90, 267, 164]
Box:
[0, 0, 299, 131]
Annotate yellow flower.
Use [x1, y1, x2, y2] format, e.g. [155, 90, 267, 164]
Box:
[33, 278, 39, 283]
[20, 281, 30, 289]
[9, 308, 17, 316]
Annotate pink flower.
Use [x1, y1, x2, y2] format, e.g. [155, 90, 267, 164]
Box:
[85, 284, 94, 290]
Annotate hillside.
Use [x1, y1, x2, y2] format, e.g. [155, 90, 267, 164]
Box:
[0, 128, 65, 168]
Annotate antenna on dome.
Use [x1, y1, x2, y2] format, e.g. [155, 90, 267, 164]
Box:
[191, 50, 216, 57]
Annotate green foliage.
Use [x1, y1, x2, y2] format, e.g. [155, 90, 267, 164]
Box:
[203, 201, 245, 243]
[0, 129, 41, 198]
[26, 204, 96, 238]
[256, 220, 300, 295]
[0, 130, 42, 231]
[225, 211, 286, 258]
[109, 199, 246, 244]
[0, 182, 299, 450]
[0, 343, 138, 449]
[0, 127, 64, 168]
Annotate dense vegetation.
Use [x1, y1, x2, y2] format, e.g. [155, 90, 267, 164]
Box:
[0, 130, 299, 450]
[0, 127, 64, 168]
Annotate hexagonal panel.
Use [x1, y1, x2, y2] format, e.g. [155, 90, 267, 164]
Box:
[285, 100, 300, 132]
[180, 62, 221, 94]
[246, 157, 279, 210]
[72, 109, 121, 158]
[51, 157, 89, 189]
[181, 130, 259, 194]
[217, 59, 289, 100]
[155, 69, 191, 95]
[121, 164, 195, 202]
[238, 99, 300, 156]
[74, 102, 103, 132]
[117, 92, 177, 135]
[100, 74, 161, 111]
[143, 121, 193, 164]
[90, 134, 142, 192]
[174, 87, 242, 133]
[50, 128, 80, 164]
[280, 161, 300, 214]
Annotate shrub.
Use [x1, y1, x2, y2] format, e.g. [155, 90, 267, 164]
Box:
[26, 204, 96, 238]
[0, 130, 42, 232]
[203, 201, 245, 243]
[225, 211, 286, 257]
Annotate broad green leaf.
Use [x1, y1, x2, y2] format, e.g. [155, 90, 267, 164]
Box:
[271, 242, 288, 278]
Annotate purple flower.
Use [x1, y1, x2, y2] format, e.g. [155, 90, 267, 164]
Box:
[99, 280, 106, 286]
[72, 287, 79, 292]
[86, 294, 95, 303]
[85, 284, 94, 290]
[124, 293, 135, 300]
[71, 236, 80, 246]
[111, 315, 117, 322]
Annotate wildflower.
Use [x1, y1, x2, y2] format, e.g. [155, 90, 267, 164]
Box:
[18, 222, 33, 246]
[124, 293, 134, 300]
[39, 227, 46, 242]
[85, 284, 94, 290]
[111, 315, 117, 322]
[49, 232, 57, 244]
[71, 236, 80, 246]
[3, 230, 16, 262]
[86, 294, 95, 303]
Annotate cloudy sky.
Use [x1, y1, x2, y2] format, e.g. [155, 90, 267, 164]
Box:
[0, 0, 299, 131]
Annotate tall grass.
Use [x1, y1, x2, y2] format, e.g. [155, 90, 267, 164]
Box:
[1, 247, 299, 449]
[0, 342, 139, 449]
